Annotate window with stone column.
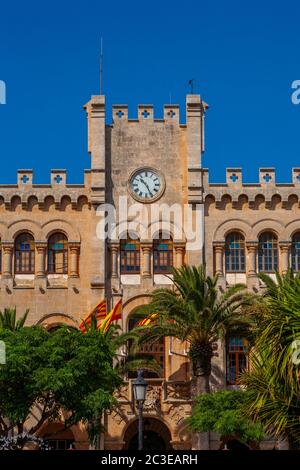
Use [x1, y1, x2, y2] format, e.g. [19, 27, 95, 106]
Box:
[153, 232, 173, 274]
[120, 236, 140, 274]
[225, 232, 245, 273]
[47, 233, 68, 274]
[226, 337, 248, 385]
[15, 233, 35, 274]
[258, 231, 278, 273]
[291, 233, 300, 271]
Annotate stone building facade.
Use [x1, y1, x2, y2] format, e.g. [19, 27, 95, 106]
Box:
[1, 90, 297, 449]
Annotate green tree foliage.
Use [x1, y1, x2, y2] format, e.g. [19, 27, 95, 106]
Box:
[188, 390, 265, 445]
[0, 326, 122, 442]
[0, 308, 29, 331]
[135, 266, 255, 395]
[241, 270, 300, 448]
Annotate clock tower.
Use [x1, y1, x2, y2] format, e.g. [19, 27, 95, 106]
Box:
[84, 94, 208, 450]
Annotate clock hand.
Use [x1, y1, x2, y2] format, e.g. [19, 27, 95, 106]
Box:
[140, 178, 152, 195]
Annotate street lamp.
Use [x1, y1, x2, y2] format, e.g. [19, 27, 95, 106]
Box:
[133, 370, 148, 450]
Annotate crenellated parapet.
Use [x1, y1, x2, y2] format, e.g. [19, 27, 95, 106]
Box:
[111, 103, 182, 124]
[203, 167, 300, 208]
[0, 169, 92, 210]
[110, 98, 208, 128]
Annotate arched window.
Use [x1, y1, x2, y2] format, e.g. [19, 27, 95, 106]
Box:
[226, 337, 248, 385]
[128, 316, 164, 378]
[48, 233, 68, 274]
[292, 233, 300, 271]
[225, 232, 245, 272]
[15, 233, 35, 274]
[153, 233, 173, 274]
[258, 232, 278, 272]
[0, 239, 2, 274]
[120, 236, 140, 274]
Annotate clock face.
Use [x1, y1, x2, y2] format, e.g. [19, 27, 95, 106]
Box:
[129, 168, 164, 202]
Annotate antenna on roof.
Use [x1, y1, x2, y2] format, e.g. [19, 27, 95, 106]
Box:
[100, 37, 103, 95]
[188, 78, 195, 94]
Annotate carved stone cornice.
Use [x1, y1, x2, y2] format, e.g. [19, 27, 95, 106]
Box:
[246, 241, 258, 251]
[279, 241, 291, 251]
[213, 240, 225, 251]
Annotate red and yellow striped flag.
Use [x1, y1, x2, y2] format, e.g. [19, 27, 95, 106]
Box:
[79, 299, 107, 333]
[99, 299, 122, 333]
[137, 313, 158, 326]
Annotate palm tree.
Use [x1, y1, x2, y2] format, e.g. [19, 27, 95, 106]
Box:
[135, 266, 255, 395]
[132, 265, 255, 449]
[241, 270, 300, 449]
[0, 308, 29, 331]
[84, 315, 162, 375]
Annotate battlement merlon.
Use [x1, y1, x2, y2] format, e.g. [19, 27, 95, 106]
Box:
[83, 95, 106, 171]
[84, 95, 208, 198]
[0, 169, 91, 209]
[203, 168, 300, 203]
[108, 96, 208, 126]
[84, 94, 208, 153]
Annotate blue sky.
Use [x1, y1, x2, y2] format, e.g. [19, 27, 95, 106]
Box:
[0, 0, 299, 184]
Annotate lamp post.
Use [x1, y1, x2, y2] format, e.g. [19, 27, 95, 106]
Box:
[133, 370, 148, 451]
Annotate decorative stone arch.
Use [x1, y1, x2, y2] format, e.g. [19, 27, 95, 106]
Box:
[122, 294, 152, 329]
[42, 219, 81, 243]
[36, 313, 79, 330]
[175, 420, 192, 449]
[204, 194, 216, 215]
[114, 220, 148, 241]
[122, 416, 173, 450]
[38, 422, 75, 439]
[270, 194, 282, 210]
[148, 220, 187, 243]
[287, 194, 299, 210]
[213, 219, 252, 241]
[217, 193, 232, 211]
[60, 195, 72, 211]
[254, 194, 266, 210]
[251, 219, 284, 239]
[10, 194, 22, 210]
[236, 194, 249, 210]
[26, 195, 39, 211]
[7, 219, 42, 241]
[282, 220, 300, 240]
[204, 193, 216, 202]
[77, 195, 89, 211]
[43, 195, 56, 211]
[0, 222, 8, 240]
[37, 422, 88, 449]
[118, 228, 140, 241]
